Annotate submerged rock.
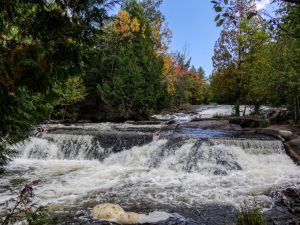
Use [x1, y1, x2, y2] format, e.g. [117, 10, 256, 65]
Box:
[268, 188, 300, 225]
[91, 203, 139, 225]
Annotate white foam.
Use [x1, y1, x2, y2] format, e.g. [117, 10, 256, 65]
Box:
[152, 112, 196, 122]
[198, 105, 235, 118]
[2, 138, 300, 213]
[152, 105, 286, 121]
[139, 211, 172, 223]
[46, 122, 162, 131]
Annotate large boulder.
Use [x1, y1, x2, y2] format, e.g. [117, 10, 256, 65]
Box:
[279, 130, 294, 139]
[256, 128, 294, 141]
[91, 203, 139, 224]
[268, 188, 300, 224]
[285, 136, 300, 165]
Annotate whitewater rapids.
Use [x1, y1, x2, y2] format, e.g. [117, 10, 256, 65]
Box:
[0, 118, 299, 224]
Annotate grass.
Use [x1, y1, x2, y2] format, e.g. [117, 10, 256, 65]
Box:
[236, 203, 267, 225]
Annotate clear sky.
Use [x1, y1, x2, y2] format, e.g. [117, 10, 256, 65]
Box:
[160, 1, 221, 76]
[160, 0, 272, 76]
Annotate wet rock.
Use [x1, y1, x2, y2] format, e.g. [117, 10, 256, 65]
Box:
[285, 136, 300, 165]
[286, 137, 300, 153]
[165, 120, 176, 125]
[255, 128, 290, 141]
[229, 116, 266, 128]
[180, 120, 242, 131]
[268, 188, 300, 225]
[190, 117, 203, 122]
[278, 130, 293, 139]
[91, 203, 139, 225]
[126, 121, 162, 125]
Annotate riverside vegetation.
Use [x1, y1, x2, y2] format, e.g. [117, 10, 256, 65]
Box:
[0, 0, 299, 224]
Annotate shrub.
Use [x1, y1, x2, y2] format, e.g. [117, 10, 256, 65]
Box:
[236, 203, 267, 225]
[1, 180, 49, 225]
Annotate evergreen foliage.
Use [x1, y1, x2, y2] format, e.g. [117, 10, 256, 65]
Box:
[0, 0, 118, 170]
[93, 0, 165, 118]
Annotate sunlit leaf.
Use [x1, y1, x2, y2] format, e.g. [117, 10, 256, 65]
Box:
[215, 14, 221, 22]
[215, 6, 222, 12]
[217, 19, 224, 26]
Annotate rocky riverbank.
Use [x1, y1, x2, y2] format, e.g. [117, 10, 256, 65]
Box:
[152, 106, 300, 224]
[152, 105, 300, 165]
[29, 105, 300, 225]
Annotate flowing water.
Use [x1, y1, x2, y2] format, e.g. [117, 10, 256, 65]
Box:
[152, 105, 285, 121]
[0, 112, 300, 224]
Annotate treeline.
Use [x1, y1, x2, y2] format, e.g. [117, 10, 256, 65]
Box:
[0, 0, 207, 168]
[80, 0, 208, 122]
[1, 0, 299, 170]
[209, 0, 300, 119]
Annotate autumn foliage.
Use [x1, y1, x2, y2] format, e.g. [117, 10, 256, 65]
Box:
[113, 10, 144, 39]
[163, 54, 206, 105]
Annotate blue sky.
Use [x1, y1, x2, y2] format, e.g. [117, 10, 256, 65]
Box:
[111, 0, 273, 76]
[160, 0, 272, 76]
[160, 1, 221, 76]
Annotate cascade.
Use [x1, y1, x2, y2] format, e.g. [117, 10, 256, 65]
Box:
[1, 120, 300, 225]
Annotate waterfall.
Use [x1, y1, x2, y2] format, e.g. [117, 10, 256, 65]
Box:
[16, 134, 285, 164]
[17, 132, 153, 160]
[208, 138, 285, 154]
[2, 123, 300, 225]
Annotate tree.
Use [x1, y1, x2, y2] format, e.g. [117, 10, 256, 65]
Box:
[256, 2, 300, 120]
[162, 50, 206, 105]
[212, 0, 300, 38]
[211, 0, 268, 115]
[197, 66, 206, 80]
[0, 0, 120, 171]
[95, 0, 166, 120]
[209, 63, 240, 104]
[52, 76, 87, 120]
[190, 65, 197, 72]
[139, 0, 172, 53]
[212, 0, 300, 121]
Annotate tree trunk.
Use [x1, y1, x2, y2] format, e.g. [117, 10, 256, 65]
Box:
[63, 105, 68, 120]
[235, 99, 240, 116]
[254, 103, 260, 115]
[294, 92, 299, 122]
[243, 102, 247, 116]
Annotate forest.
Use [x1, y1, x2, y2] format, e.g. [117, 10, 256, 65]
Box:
[0, 0, 300, 224]
[0, 0, 299, 169]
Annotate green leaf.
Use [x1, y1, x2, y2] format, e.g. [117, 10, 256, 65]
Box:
[217, 19, 224, 27]
[224, 0, 229, 4]
[215, 6, 222, 12]
[215, 14, 221, 22]
[223, 12, 229, 17]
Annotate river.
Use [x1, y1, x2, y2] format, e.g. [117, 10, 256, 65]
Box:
[0, 105, 299, 224]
